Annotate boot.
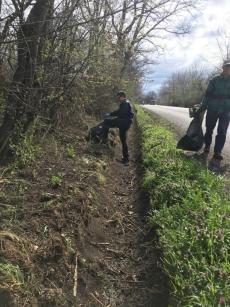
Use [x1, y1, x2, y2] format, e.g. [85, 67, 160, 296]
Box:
[213, 152, 223, 161]
[203, 145, 210, 154]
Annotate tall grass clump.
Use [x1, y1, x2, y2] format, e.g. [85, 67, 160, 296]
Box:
[136, 106, 230, 307]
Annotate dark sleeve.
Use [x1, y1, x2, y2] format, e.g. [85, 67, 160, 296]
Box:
[205, 78, 215, 97]
[110, 102, 132, 118]
[110, 109, 119, 116]
[201, 78, 215, 110]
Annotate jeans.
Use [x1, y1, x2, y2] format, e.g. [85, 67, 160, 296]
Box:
[103, 118, 132, 159]
[204, 109, 230, 154]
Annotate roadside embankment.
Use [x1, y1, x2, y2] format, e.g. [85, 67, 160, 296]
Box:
[0, 115, 168, 307]
[136, 106, 230, 306]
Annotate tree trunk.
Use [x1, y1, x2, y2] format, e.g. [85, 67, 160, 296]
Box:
[0, 0, 54, 161]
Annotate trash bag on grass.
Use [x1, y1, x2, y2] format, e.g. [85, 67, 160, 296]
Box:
[86, 121, 107, 144]
[177, 111, 205, 152]
[86, 114, 117, 145]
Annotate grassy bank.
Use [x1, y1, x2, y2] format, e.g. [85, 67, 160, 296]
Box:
[136, 106, 230, 306]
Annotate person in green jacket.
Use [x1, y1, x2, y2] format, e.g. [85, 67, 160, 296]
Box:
[202, 60, 230, 160]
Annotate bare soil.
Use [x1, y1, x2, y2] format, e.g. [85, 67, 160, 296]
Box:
[0, 120, 168, 306]
[78, 122, 169, 306]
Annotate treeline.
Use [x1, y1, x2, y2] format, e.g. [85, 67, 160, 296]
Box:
[157, 32, 230, 108]
[157, 66, 210, 107]
[0, 0, 198, 161]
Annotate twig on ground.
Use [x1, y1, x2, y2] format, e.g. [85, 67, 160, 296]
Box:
[125, 217, 145, 234]
[97, 242, 110, 245]
[106, 247, 124, 256]
[124, 223, 135, 232]
[105, 265, 121, 275]
[130, 175, 136, 187]
[120, 287, 161, 294]
[73, 254, 78, 298]
[90, 241, 110, 247]
[90, 293, 105, 306]
[114, 191, 129, 196]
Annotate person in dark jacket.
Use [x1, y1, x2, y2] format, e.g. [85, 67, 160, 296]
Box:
[201, 60, 230, 160]
[103, 91, 134, 165]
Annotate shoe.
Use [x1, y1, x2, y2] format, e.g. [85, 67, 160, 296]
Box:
[213, 153, 223, 161]
[121, 158, 129, 165]
[203, 145, 210, 154]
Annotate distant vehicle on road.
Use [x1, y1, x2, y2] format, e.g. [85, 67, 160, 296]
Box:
[140, 99, 156, 105]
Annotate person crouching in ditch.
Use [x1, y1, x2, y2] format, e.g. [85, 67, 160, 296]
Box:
[103, 91, 134, 165]
[201, 60, 230, 161]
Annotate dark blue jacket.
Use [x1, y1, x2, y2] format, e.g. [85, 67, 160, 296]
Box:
[110, 99, 134, 121]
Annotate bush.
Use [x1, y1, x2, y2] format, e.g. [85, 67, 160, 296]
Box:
[10, 126, 40, 169]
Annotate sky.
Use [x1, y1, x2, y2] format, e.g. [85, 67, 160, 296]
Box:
[143, 0, 230, 93]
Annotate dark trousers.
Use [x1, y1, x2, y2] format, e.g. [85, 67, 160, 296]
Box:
[204, 109, 230, 153]
[103, 118, 131, 159]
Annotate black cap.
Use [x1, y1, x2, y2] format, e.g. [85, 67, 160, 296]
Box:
[116, 91, 126, 98]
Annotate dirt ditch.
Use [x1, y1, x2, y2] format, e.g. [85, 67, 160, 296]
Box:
[0, 121, 168, 307]
[77, 123, 169, 306]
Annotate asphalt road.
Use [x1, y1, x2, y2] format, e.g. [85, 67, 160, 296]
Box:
[143, 105, 230, 158]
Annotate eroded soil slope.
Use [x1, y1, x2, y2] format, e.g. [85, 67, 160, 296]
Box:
[0, 121, 168, 307]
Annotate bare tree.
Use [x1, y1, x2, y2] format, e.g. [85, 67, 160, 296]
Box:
[158, 65, 208, 107]
[106, 0, 198, 76]
[216, 29, 230, 63]
[0, 0, 54, 158]
[0, 0, 199, 161]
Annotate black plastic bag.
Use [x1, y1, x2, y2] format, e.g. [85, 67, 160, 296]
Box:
[86, 122, 107, 143]
[177, 112, 205, 151]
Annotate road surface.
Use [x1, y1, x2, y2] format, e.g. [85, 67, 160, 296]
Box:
[143, 105, 230, 158]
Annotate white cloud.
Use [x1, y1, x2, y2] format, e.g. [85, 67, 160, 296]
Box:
[144, 0, 230, 92]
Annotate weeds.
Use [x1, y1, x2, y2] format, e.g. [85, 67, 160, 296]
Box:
[66, 144, 75, 158]
[50, 174, 62, 188]
[136, 106, 230, 306]
[10, 123, 40, 169]
[0, 262, 25, 289]
[0, 231, 29, 292]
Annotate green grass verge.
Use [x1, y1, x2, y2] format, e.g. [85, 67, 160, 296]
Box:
[136, 106, 230, 307]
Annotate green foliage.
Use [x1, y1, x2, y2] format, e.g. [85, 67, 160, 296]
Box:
[136, 106, 230, 306]
[66, 144, 75, 158]
[50, 174, 62, 188]
[10, 127, 40, 169]
[0, 262, 26, 289]
[97, 173, 105, 186]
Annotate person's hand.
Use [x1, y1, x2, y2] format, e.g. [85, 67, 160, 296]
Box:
[103, 112, 111, 119]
